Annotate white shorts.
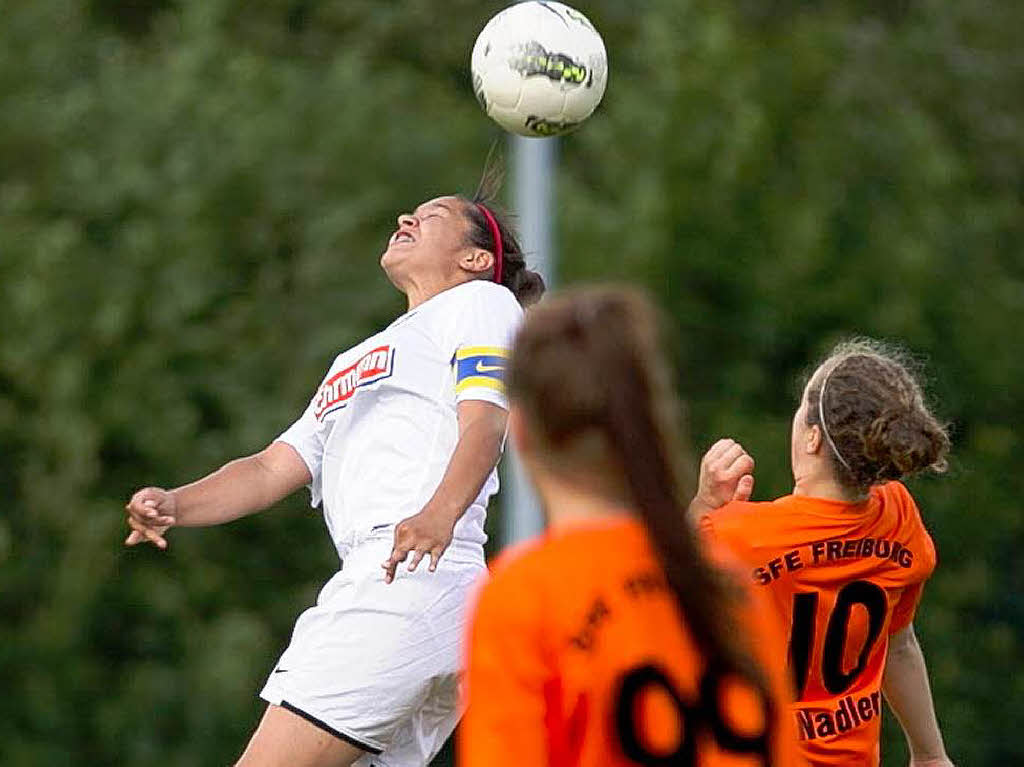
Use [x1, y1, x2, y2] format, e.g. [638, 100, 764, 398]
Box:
[260, 527, 486, 767]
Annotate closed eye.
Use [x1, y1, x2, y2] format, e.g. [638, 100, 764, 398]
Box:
[415, 200, 453, 219]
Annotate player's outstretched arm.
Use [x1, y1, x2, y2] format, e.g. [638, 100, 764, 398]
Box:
[124, 441, 312, 549]
[687, 438, 756, 520]
[882, 624, 955, 767]
[382, 400, 507, 583]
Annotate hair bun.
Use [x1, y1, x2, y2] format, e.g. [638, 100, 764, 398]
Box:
[512, 269, 546, 307]
[864, 409, 948, 481]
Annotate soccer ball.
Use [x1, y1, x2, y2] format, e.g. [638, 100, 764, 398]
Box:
[471, 2, 608, 138]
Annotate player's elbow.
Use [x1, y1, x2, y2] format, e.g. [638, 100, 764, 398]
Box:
[252, 442, 313, 498]
[481, 411, 509, 447]
[889, 624, 918, 655]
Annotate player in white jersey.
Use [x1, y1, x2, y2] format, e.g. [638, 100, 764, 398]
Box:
[123, 189, 545, 767]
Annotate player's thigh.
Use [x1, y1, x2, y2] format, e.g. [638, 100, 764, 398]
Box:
[235, 704, 367, 767]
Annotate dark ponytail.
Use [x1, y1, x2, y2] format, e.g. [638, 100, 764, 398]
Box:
[458, 148, 546, 307]
[507, 286, 772, 709]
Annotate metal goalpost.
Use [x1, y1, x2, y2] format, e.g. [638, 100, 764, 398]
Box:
[502, 132, 557, 546]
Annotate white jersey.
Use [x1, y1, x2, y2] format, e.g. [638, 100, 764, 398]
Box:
[276, 280, 523, 559]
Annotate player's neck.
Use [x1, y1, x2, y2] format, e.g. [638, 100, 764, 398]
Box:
[401, 274, 471, 311]
[792, 471, 864, 503]
[404, 281, 444, 311]
[534, 474, 632, 532]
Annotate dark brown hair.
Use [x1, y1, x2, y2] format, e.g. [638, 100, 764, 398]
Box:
[507, 286, 769, 698]
[805, 339, 950, 495]
[456, 149, 545, 307]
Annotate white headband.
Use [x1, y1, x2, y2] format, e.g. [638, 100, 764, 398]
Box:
[818, 366, 852, 472]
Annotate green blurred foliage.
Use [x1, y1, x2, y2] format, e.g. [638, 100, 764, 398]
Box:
[1, 0, 1020, 764]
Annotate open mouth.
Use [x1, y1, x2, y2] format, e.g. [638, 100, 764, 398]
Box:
[390, 230, 415, 246]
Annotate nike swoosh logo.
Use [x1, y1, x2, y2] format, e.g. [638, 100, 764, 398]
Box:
[273, 668, 289, 674]
[475, 361, 505, 374]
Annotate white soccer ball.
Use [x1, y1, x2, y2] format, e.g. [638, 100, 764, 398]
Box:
[471, 2, 608, 138]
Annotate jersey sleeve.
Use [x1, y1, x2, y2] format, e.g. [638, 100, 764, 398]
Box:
[698, 505, 750, 565]
[459, 562, 551, 766]
[886, 482, 938, 633]
[889, 582, 926, 634]
[273, 373, 329, 508]
[450, 284, 523, 409]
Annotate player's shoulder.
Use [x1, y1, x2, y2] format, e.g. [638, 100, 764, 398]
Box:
[489, 535, 546, 575]
[870, 481, 928, 533]
[489, 521, 646, 589]
[477, 535, 560, 620]
[870, 481, 937, 568]
[451, 278, 520, 308]
[701, 498, 780, 538]
[708, 498, 771, 521]
[486, 534, 555, 589]
[871, 479, 917, 511]
[468, 280, 524, 320]
[428, 281, 522, 339]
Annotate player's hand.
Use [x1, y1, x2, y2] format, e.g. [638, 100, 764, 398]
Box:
[689, 438, 755, 518]
[124, 487, 177, 549]
[381, 506, 456, 584]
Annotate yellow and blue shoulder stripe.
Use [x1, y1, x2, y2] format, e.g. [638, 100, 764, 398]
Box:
[454, 346, 509, 394]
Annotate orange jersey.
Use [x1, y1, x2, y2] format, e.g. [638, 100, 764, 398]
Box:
[700, 481, 937, 767]
[459, 518, 801, 767]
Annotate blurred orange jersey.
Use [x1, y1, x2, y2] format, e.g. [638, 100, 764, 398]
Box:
[700, 481, 937, 767]
[459, 517, 801, 767]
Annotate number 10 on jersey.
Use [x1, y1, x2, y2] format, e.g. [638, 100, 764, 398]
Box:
[788, 580, 889, 697]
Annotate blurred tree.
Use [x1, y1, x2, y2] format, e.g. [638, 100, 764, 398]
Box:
[0, 0, 1020, 764]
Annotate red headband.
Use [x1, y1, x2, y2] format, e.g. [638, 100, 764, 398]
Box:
[475, 203, 504, 284]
